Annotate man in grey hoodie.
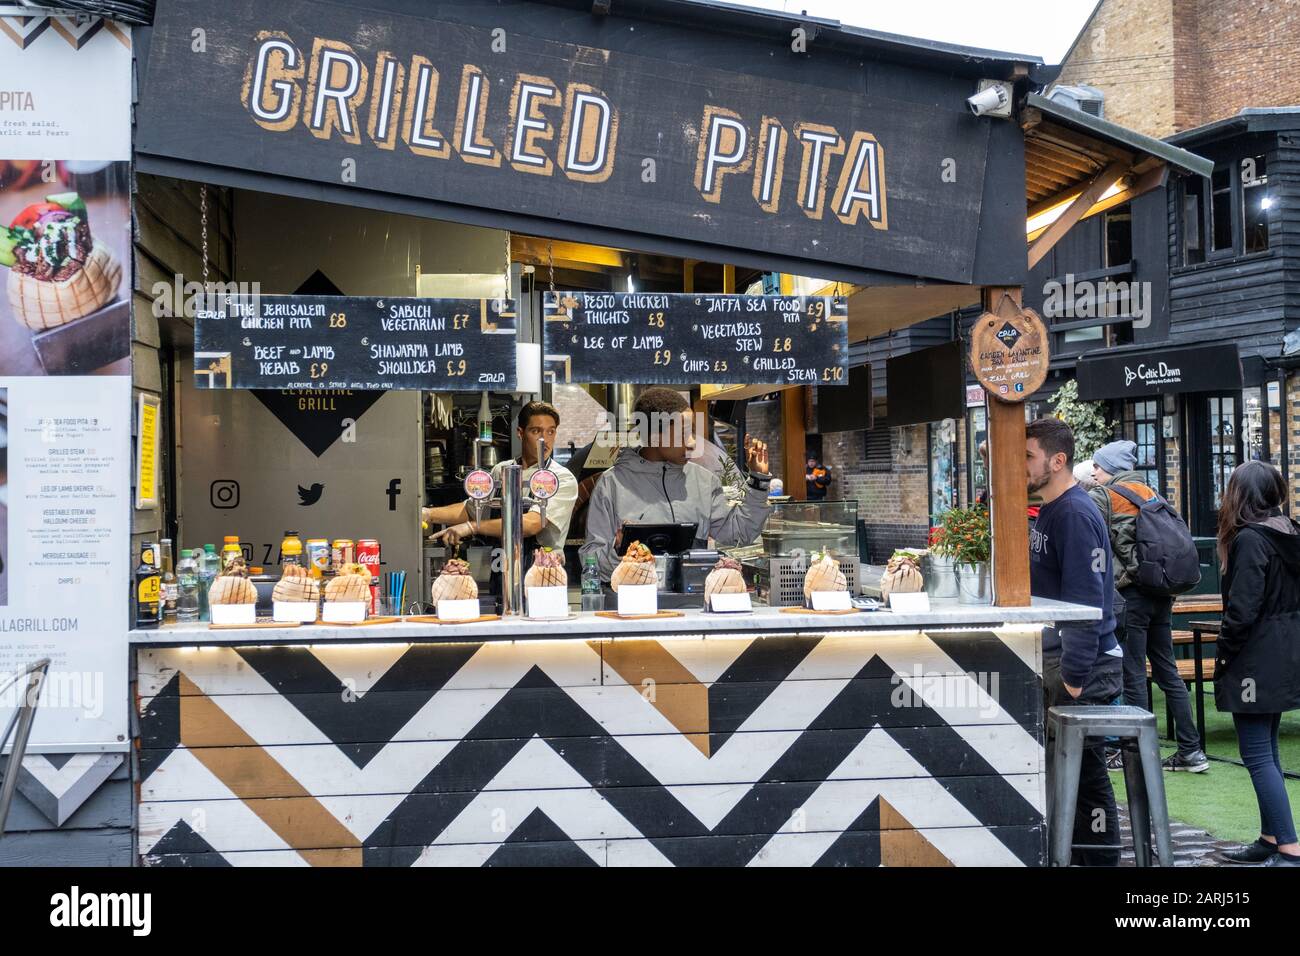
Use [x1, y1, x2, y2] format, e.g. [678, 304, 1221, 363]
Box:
[1090, 439, 1208, 772]
[580, 387, 772, 581]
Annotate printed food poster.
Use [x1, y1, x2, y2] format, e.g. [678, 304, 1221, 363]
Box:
[0, 162, 130, 376]
[0, 15, 131, 750]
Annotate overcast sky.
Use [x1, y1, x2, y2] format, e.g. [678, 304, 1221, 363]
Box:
[726, 0, 1100, 63]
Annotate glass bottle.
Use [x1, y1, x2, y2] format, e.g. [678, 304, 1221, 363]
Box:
[177, 549, 200, 622]
[581, 556, 603, 613]
[198, 543, 218, 621]
[160, 538, 178, 622]
[134, 542, 160, 629]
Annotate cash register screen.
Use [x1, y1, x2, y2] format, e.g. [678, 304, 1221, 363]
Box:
[619, 523, 697, 555]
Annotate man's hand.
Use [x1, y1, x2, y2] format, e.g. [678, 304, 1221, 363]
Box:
[745, 436, 769, 475]
[613, 524, 624, 553]
[1064, 683, 1083, 699]
[433, 521, 474, 549]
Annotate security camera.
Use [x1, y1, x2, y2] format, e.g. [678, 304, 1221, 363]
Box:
[967, 80, 1013, 118]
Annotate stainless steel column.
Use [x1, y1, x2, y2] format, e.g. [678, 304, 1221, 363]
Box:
[499, 461, 524, 616]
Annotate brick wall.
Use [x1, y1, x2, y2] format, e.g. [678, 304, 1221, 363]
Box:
[1054, 0, 1176, 137]
[1187, 0, 1300, 129]
[745, 398, 785, 487]
[1057, 0, 1300, 137]
[821, 423, 931, 563]
[551, 383, 608, 453]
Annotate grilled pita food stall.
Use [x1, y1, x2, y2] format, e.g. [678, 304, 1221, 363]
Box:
[112, 0, 1206, 867]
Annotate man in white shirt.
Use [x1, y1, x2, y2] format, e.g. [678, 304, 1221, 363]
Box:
[421, 401, 577, 551]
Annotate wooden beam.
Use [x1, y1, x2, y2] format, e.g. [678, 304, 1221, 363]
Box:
[1027, 160, 1128, 269]
[782, 386, 807, 501]
[983, 287, 1031, 607]
[777, 273, 807, 500]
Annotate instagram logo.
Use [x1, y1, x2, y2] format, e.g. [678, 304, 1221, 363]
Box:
[210, 479, 240, 509]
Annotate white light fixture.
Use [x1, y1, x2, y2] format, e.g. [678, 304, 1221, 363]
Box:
[1261, 196, 1274, 210]
[626, 272, 635, 293]
[515, 342, 541, 394]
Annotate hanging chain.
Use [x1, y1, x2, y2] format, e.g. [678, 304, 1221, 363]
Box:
[504, 230, 511, 300]
[199, 183, 210, 288]
[547, 238, 555, 294]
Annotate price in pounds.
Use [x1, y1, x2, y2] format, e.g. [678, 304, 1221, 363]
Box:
[446, 359, 467, 377]
[328, 313, 347, 328]
[821, 366, 844, 382]
[310, 362, 329, 379]
[652, 349, 673, 366]
[772, 337, 793, 353]
[452, 313, 470, 330]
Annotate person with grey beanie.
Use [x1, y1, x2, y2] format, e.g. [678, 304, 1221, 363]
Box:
[1089, 439, 1209, 772]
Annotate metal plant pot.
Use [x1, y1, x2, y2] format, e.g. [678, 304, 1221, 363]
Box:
[955, 562, 991, 605]
[922, 553, 959, 601]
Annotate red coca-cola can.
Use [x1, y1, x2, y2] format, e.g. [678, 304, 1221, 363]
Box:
[357, 538, 380, 612]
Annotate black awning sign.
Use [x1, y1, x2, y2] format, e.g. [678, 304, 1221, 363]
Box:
[542, 292, 848, 386]
[194, 294, 517, 391]
[1076, 343, 1243, 400]
[136, 0, 1003, 285]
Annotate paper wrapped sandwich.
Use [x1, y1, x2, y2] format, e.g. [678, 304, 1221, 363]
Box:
[880, 550, 925, 602]
[1, 192, 121, 330]
[272, 563, 320, 603]
[524, 547, 566, 589]
[325, 562, 372, 603]
[704, 556, 747, 601]
[610, 540, 657, 592]
[208, 557, 258, 605]
[430, 558, 479, 603]
[803, 550, 847, 604]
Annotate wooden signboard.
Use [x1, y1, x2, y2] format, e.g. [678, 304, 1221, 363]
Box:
[135, 0, 1009, 285]
[969, 296, 1049, 403]
[543, 292, 847, 386]
[194, 295, 517, 391]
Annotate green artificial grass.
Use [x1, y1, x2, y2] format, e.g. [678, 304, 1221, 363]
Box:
[1111, 686, 1300, 845]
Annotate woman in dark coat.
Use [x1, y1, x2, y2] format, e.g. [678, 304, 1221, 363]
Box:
[1215, 461, 1300, 866]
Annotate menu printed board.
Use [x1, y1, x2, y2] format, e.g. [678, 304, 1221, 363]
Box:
[542, 293, 848, 386]
[195, 295, 517, 391]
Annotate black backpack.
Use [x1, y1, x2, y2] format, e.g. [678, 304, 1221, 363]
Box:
[1109, 484, 1202, 596]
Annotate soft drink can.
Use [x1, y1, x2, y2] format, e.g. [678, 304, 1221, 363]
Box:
[332, 538, 354, 569]
[357, 538, 380, 611]
[306, 539, 330, 577]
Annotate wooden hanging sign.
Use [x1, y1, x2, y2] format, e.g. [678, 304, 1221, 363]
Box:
[969, 296, 1049, 403]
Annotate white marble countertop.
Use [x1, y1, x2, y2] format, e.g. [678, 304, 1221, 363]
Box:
[129, 598, 1099, 646]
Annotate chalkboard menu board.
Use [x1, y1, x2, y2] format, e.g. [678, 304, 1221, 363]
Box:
[194, 295, 517, 391]
[542, 292, 848, 386]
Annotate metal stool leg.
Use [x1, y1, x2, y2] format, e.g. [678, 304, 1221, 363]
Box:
[1137, 723, 1172, 866]
[1121, 742, 1152, 867]
[1050, 723, 1084, 867]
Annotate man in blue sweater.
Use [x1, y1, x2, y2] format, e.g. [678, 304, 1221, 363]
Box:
[1026, 418, 1123, 866]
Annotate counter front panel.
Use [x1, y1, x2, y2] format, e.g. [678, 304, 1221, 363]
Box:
[136, 626, 1046, 867]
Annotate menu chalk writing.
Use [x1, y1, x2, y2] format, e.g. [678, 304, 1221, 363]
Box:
[542, 292, 848, 386]
[194, 295, 517, 391]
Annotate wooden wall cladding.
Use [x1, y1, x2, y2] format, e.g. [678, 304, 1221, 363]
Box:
[135, 629, 1046, 867]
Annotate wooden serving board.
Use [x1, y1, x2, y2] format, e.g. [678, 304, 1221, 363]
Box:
[779, 606, 862, 616]
[403, 614, 502, 625]
[328, 616, 401, 627]
[594, 610, 687, 621]
[208, 620, 302, 630]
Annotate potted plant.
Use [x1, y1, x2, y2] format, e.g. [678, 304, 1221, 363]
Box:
[928, 505, 992, 604]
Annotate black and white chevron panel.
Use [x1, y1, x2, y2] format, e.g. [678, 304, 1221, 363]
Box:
[135, 628, 1045, 866]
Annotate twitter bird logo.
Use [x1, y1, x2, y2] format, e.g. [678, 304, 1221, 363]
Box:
[297, 483, 324, 506]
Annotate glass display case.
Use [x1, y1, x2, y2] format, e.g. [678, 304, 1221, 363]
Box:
[758, 499, 859, 557]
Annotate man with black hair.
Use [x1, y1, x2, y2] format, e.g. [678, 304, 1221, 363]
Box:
[422, 400, 577, 551]
[580, 387, 771, 581]
[1025, 416, 1123, 866]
